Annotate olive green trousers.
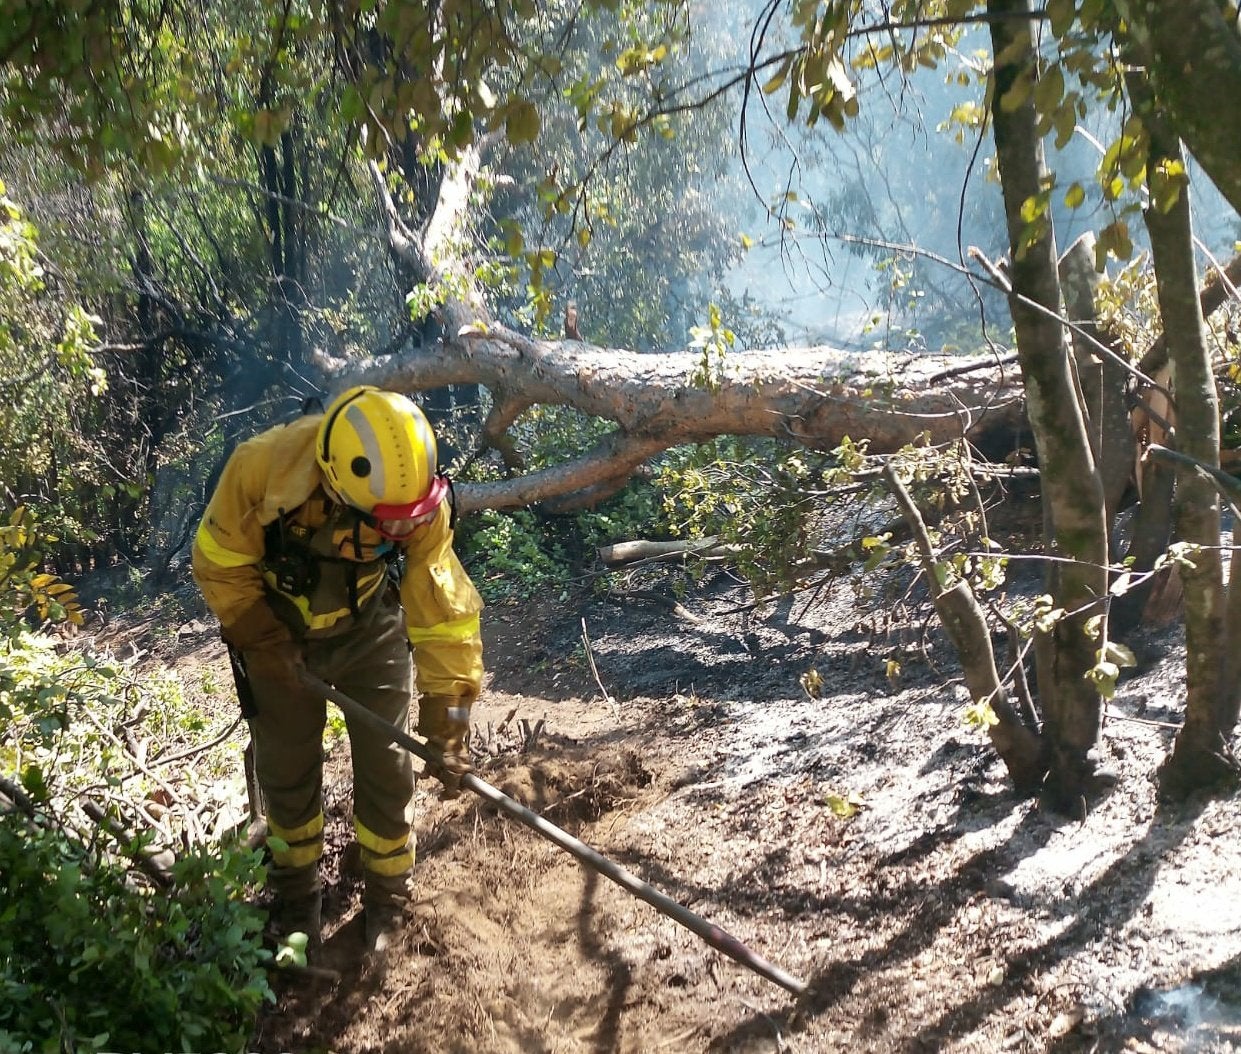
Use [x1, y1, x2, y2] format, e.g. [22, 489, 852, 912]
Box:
[245, 588, 415, 889]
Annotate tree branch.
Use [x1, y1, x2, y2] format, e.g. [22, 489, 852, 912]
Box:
[456, 432, 669, 513]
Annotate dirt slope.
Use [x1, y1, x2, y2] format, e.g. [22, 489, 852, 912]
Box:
[214, 572, 1241, 1054]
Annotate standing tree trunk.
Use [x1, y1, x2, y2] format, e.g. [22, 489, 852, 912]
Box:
[1136, 80, 1241, 793]
[988, 0, 1111, 810]
[1057, 233, 1132, 521]
[884, 466, 1047, 793]
[1118, 0, 1241, 218]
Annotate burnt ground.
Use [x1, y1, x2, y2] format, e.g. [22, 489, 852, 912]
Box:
[163, 561, 1241, 1053]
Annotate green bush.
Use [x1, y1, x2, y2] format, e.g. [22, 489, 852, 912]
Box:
[0, 820, 272, 1053]
[0, 505, 272, 1053]
[459, 507, 571, 601]
[456, 402, 671, 598]
[655, 437, 829, 593]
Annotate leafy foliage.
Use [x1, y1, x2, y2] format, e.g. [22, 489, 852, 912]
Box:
[484, 0, 749, 347]
[758, 0, 1200, 282]
[460, 508, 573, 602]
[0, 182, 113, 552]
[1, 0, 519, 175]
[457, 403, 666, 599]
[656, 437, 826, 595]
[689, 303, 736, 392]
[0, 505, 271, 1049]
[0, 822, 271, 1053]
[0, 506, 84, 630]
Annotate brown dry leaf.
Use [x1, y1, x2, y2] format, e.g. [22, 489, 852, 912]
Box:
[1047, 1006, 1085, 1038]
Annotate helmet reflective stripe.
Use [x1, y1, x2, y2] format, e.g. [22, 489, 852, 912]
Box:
[412, 407, 437, 482]
[344, 402, 387, 505]
[315, 385, 440, 514]
[319, 387, 367, 463]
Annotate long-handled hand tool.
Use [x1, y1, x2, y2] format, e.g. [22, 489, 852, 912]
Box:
[301, 674, 808, 996]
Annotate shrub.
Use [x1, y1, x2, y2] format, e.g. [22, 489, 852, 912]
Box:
[0, 504, 273, 1052]
[459, 507, 571, 602]
[0, 819, 271, 1052]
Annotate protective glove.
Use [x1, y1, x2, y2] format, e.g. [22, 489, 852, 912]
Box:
[241, 639, 306, 689]
[222, 600, 304, 691]
[221, 598, 294, 652]
[418, 693, 474, 798]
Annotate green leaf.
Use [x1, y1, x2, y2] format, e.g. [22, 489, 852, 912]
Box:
[821, 789, 862, 819]
[1019, 191, 1048, 223]
[1086, 659, 1121, 698]
[1097, 219, 1133, 263]
[1150, 158, 1187, 214]
[763, 60, 790, 95]
[1102, 640, 1137, 668]
[502, 222, 523, 257]
[1109, 572, 1134, 596]
[963, 699, 999, 730]
[339, 85, 363, 123]
[20, 763, 47, 802]
[505, 99, 541, 145]
[449, 108, 475, 149]
[1048, 0, 1077, 36]
[786, 78, 802, 121]
[1064, 182, 1086, 209]
[1032, 64, 1064, 118]
[275, 936, 308, 969]
[1000, 71, 1033, 113]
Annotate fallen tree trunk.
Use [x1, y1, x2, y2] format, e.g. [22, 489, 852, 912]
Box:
[315, 154, 1031, 514]
[331, 124, 1238, 519]
[350, 332, 1028, 512]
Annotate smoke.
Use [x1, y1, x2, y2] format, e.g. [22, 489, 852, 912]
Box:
[1132, 982, 1241, 1051]
[698, 11, 1238, 351]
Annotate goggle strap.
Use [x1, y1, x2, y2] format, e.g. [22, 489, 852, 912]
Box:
[443, 472, 457, 532]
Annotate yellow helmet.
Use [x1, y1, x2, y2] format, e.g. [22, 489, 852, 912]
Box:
[316, 386, 447, 519]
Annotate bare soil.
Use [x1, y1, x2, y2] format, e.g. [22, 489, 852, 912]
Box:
[172, 566, 1241, 1053]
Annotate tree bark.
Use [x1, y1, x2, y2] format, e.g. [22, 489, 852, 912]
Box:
[1124, 68, 1240, 794]
[989, 0, 1110, 808]
[352, 334, 1028, 512]
[1138, 110, 1240, 794]
[598, 537, 731, 567]
[1058, 233, 1132, 520]
[1117, 0, 1241, 218]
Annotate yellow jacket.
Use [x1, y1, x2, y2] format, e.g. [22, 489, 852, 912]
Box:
[192, 415, 483, 699]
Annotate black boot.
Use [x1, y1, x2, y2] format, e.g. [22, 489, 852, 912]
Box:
[269, 863, 323, 947]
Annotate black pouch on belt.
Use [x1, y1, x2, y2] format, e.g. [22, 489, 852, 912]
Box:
[227, 643, 259, 719]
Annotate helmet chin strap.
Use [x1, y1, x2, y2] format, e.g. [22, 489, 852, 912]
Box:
[320, 477, 346, 507]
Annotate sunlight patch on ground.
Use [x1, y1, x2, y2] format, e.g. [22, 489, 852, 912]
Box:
[1143, 879, 1241, 936]
[1001, 819, 1147, 909]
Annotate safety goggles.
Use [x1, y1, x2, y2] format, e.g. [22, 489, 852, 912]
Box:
[369, 475, 450, 541]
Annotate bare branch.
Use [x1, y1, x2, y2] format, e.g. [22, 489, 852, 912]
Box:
[456, 432, 668, 513]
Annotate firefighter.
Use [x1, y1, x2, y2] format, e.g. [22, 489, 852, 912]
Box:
[192, 386, 483, 953]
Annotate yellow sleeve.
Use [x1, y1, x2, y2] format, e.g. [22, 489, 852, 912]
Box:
[400, 504, 484, 699]
[191, 436, 277, 629]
